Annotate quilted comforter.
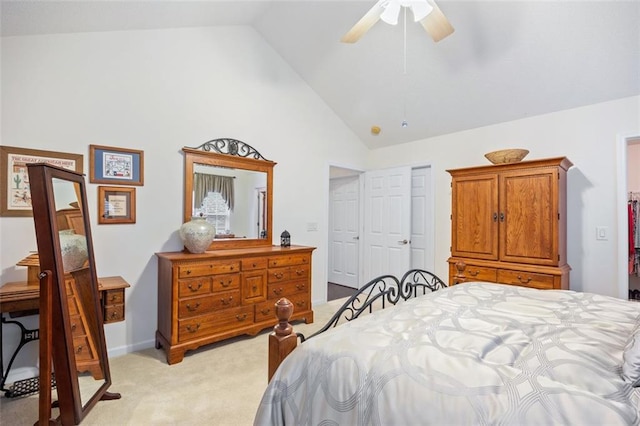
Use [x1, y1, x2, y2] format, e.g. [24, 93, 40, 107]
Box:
[254, 282, 640, 425]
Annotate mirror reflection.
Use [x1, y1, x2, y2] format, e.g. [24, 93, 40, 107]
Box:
[191, 164, 268, 239]
[52, 178, 106, 408]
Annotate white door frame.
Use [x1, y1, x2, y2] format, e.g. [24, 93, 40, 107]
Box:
[616, 133, 640, 300]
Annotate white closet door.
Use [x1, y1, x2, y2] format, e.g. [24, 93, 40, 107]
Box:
[363, 167, 411, 282]
[328, 176, 360, 288]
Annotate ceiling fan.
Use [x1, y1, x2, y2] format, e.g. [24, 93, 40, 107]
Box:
[341, 0, 454, 43]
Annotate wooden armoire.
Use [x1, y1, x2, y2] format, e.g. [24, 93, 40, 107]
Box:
[447, 157, 572, 290]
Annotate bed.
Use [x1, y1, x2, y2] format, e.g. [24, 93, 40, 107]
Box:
[255, 269, 640, 425]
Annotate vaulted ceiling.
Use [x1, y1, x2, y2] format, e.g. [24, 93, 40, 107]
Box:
[2, 1, 639, 149]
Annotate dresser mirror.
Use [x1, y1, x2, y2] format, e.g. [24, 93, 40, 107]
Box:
[28, 163, 118, 424]
[183, 139, 275, 250]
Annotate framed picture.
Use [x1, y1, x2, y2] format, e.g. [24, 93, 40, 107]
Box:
[89, 145, 144, 186]
[98, 186, 136, 224]
[0, 145, 84, 217]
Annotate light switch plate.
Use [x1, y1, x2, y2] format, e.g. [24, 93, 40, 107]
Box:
[596, 226, 608, 240]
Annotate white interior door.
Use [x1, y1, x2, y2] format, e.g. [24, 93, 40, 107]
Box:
[363, 167, 411, 282]
[410, 166, 434, 271]
[328, 176, 360, 288]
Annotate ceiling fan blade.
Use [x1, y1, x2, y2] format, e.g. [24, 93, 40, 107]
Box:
[419, 0, 454, 42]
[340, 0, 385, 43]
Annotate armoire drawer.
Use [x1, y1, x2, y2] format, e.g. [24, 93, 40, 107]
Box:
[461, 265, 497, 282]
[497, 269, 554, 289]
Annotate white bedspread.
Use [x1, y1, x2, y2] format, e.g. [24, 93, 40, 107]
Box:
[255, 282, 640, 425]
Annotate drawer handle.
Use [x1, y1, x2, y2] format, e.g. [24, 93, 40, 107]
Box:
[186, 302, 201, 312]
[295, 269, 304, 276]
[252, 285, 258, 291]
[186, 323, 201, 333]
[469, 270, 479, 277]
[295, 284, 305, 290]
[295, 301, 305, 307]
[109, 311, 119, 320]
[188, 283, 203, 292]
[275, 272, 284, 279]
[71, 323, 77, 332]
[186, 269, 192, 275]
[260, 308, 271, 315]
[221, 297, 233, 305]
[76, 345, 84, 354]
[252, 263, 257, 267]
[230, 266, 235, 271]
[236, 314, 247, 321]
[221, 280, 232, 288]
[273, 288, 283, 296]
[109, 294, 118, 302]
[517, 275, 532, 284]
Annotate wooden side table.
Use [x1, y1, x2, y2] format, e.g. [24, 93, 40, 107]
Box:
[0, 276, 130, 397]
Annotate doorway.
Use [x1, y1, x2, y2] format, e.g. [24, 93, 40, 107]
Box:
[327, 164, 434, 295]
[617, 134, 640, 300]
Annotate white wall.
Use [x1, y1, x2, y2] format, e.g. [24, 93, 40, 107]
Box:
[368, 96, 640, 298]
[0, 26, 369, 381]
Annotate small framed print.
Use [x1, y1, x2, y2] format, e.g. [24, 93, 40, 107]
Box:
[98, 186, 136, 224]
[0, 145, 83, 217]
[89, 145, 144, 186]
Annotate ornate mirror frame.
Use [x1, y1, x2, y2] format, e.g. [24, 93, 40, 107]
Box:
[183, 139, 276, 250]
[28, 163, 117, 424]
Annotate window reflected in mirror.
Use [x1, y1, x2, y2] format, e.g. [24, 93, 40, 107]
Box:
[191, 164, 268, 240]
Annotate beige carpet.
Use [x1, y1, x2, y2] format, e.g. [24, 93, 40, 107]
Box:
[0, 298, 347, 425]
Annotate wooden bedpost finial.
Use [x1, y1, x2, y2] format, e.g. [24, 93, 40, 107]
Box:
[274, 298, 293, 336]
[268, 298, 298, 382]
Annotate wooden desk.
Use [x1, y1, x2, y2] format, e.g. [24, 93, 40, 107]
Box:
[0, 276, 130, 397]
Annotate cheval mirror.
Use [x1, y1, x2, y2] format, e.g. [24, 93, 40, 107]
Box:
[183, 138, 275, 250]
[28, 163, 119, 425]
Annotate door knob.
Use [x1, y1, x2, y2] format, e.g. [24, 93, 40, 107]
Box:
[398, 239, 409, 245]
[353, 236, 359, 240]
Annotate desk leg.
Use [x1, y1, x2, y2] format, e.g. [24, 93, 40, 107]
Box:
[0, 314, 40, 397]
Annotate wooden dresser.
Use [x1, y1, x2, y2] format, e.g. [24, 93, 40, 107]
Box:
[155, 245, 315, 364]
[447, 157, 572, 290]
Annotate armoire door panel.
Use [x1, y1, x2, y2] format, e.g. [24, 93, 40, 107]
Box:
[499, 169, 558, 265]
[451, 174, 499, 260]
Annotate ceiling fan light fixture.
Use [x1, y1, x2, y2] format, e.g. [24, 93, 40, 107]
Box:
[380, 1, 401, 25]
[410, 1, 434, 22]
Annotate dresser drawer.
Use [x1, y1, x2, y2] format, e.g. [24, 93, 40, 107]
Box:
[178, 277, 212, 298]
[460, 265, 497, 282]
[254, 300, 276, 323]
[289, 264, 310, 281]
[177, 260, 240, 278]
[211, 274, 240, 292]
[178, 305, 253, 342]
[72, 335, 96, 361]
[69, 314, 86, 337]
[268, 254, 310, 268]
[497, 269, 555, 289]
[104, 304, 125, 323]
[268, 267, 290, 283]
[268, 280, 310, 300]
[178, 291, 240, 319]
[288, 293, 311, 313]
[242, 257, 268, 271]
[103, 288, 124, 305]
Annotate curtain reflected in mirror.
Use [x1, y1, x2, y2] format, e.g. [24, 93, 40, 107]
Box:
[52, 178, 106, 409]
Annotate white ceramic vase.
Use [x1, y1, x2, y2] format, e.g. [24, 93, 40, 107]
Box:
[180, 216, 216, 254]
[58, 229, 88, 271]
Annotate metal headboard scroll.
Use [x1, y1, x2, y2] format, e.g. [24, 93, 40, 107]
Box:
[300, 269, 447, 342]
[186, 138, 269, 161]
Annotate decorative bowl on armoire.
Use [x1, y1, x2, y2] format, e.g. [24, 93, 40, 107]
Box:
[484, 149, 529, 164]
